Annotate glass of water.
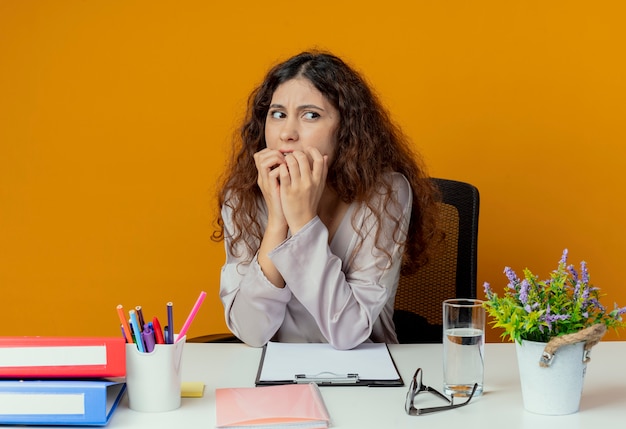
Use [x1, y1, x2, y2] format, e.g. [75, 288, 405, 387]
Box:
[443, 298, 485, 398]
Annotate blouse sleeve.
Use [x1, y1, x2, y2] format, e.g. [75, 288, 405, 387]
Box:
[219, 202, 293, 347]
[269, 173, 412, 350]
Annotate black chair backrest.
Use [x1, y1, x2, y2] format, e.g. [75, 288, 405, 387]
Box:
[393, 178, 480, 343]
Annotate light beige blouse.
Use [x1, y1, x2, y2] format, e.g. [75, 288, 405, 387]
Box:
[219, 172, 412, 350]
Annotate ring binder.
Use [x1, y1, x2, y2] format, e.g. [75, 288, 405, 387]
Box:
[294, 372, 359, 384]
[0, 337, 126, 378]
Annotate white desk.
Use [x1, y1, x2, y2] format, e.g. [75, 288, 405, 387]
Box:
[12, 342, 626, 428]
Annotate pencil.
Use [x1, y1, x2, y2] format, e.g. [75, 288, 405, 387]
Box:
[116, 305, 133, 344]
[176, 291, 207, 342]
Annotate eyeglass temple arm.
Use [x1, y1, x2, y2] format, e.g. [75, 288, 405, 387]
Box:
[424, 386, 451, 403]
[413, 383, 478, 415]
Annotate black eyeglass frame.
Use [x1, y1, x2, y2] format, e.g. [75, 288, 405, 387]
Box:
[404, 368, 478, 416]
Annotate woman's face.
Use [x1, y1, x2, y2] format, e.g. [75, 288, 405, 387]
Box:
[264, 78, 339, 164]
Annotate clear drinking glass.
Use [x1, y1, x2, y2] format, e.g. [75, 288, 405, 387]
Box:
[442, 299, 485, 397]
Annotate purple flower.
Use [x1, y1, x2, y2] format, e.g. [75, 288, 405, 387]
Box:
[580, 261, 589, 284]
[567, 264, 579, 282]
[483, 282, 493, 298]
[559, 248, 569, 266]
[542, 303, 571, 331]
[573, 282, 582, 301]
[519, 279, 529, 304]
[581, 285, 590, 302]
[504, 267, 519, 288]
[589, 298, 605, 311]
[545, 313, 571, 331]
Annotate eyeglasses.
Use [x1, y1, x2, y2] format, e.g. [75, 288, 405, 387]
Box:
[405, 368, 477, 416]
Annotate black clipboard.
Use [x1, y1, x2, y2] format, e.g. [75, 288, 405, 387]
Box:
[255, 342, 404, 387]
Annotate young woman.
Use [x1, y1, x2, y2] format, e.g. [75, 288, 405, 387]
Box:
[214, 51, 440, 349]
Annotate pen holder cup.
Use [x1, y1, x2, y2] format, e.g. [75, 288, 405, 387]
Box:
[125, 336, 186, 412]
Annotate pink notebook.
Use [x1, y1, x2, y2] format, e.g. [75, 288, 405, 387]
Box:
[215, 383, 330, 428]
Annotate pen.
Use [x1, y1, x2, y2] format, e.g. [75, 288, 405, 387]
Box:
[120, 325, 127, 342]
[142, 325, 156, 353]
[153, 316, 165, 344]
[164, 326, 170, 345]
[116, 305, 133, 344]
[135, 306, 145, 330]
[166, 302, 174, 344]
[129, 319, 138, 344]
[176, 291, 207, 342]
[129, 310, 146, 352]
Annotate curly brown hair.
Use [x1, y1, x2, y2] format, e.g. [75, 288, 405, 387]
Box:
[213, 51, 440, 273]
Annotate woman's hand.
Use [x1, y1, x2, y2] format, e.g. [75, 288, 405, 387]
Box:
[254, 148, 289, 288]
[254, 148, 288, 229]
[278, 148, 328, 234]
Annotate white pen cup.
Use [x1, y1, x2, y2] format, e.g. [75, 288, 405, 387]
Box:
[442, 299, 485, 398]
[125, 335, 186, 412]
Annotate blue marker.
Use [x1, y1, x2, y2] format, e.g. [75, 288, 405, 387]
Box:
[129, 310, 145, 352]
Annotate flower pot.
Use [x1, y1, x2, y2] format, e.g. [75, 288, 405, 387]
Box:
[515, 340, 587, 415]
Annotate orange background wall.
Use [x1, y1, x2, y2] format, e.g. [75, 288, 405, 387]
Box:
[1, 1, 625, 343]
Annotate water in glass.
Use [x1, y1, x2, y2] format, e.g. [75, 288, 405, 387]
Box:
[443, 327, 484, 397]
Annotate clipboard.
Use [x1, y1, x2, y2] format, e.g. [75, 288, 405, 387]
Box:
[255, 342, 404, 387]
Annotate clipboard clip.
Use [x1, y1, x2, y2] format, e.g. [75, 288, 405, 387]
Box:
[294, 372, 360, 384]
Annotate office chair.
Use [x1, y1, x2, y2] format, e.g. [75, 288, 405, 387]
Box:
[393, 178, 480, 343]
[188, 177, 479, 344]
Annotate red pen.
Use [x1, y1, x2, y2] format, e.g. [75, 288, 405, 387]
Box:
[152, 316, 165, 344]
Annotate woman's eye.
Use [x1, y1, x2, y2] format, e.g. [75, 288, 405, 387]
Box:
[270, 111, 286, 119]
[303, 111, 320, 120]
